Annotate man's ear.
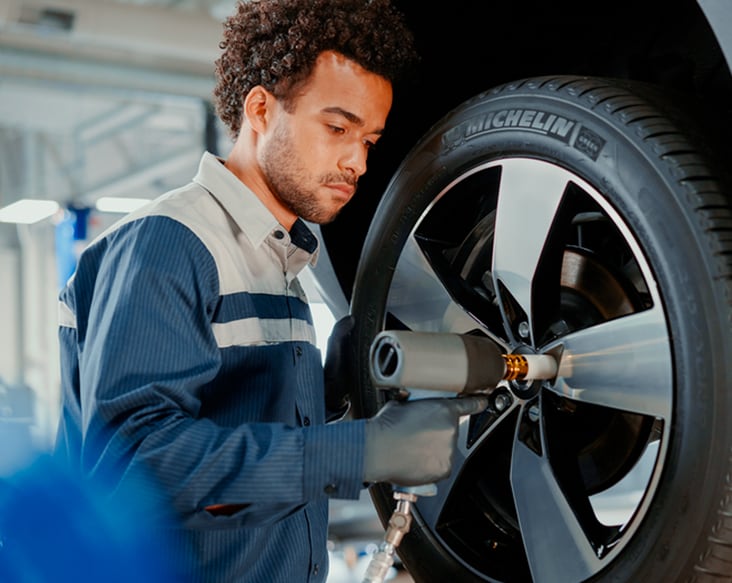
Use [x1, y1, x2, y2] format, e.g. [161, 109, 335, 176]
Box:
[243, 86, 275, 134]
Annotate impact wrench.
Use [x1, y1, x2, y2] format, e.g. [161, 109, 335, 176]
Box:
[361, 331, 558, 583]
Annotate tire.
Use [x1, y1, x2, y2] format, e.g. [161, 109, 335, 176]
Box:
[349, 76, 732, 582]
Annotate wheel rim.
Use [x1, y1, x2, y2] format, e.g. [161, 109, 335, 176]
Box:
[378, 158, 673, 582]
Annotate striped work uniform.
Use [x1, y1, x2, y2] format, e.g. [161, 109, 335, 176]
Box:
[54, 152, 366, 582]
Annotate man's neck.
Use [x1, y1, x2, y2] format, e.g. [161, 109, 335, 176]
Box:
[223, 138, 297, 230]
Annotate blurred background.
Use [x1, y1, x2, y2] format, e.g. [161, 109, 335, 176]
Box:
[0, 0, 406, 579]
[0, 0, 227, 457]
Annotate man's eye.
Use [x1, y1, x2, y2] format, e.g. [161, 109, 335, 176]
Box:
[365, 140, 378, 151]
[328, 125, 345, 134]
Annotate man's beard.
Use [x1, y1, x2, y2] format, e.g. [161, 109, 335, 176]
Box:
[261, 120, 356, 225]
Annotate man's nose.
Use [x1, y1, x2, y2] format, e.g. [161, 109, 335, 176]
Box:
[339, 142, 368, 177]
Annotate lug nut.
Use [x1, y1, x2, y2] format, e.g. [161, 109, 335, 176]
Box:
[518, 321, 530, 339]
[491, 392, 512, 412]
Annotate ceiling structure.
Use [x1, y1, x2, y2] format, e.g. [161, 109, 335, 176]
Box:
[109, 0, 234, 19]
[0, 0, 236, 227]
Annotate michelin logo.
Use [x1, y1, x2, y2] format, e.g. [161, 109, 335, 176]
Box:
[444, 109, 576, 146]
[443, 109, 607, 160]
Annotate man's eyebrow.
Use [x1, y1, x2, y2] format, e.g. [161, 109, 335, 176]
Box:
[321, 106, 385, 134]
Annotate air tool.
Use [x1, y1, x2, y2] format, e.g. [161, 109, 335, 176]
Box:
[361, 330, 558, 583]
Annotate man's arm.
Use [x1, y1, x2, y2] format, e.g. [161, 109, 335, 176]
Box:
[76, 216, 365, 526]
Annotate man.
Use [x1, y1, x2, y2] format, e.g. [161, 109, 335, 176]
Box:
[54, 0, 488, 581]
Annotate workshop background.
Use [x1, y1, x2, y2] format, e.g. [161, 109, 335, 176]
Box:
[0, 0, 406, 580]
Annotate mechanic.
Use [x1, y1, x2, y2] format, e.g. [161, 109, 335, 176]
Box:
[53, 0, 489, 581]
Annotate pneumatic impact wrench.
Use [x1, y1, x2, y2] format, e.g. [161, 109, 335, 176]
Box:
[360, 330, 558, 583]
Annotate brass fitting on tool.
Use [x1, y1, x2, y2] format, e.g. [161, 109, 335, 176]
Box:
[361, 485, 437, 583]
[502, 353, 529, 381]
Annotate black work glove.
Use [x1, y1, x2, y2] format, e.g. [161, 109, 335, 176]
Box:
[323, 315, 355, 421]
[363, 396, 489, 486]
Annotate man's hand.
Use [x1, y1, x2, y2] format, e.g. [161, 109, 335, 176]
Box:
[323, 315, 355, 420]
[363, 396, 489, 486]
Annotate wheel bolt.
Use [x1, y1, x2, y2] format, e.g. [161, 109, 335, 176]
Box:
[528, 405, 540, 422]
[492, 392, 512, 412]
[518, 321, 530, 339]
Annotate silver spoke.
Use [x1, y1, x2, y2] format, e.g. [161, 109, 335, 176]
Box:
[492, 159, 569, 342]
[512, 438, 601, 582]
[416, 401, 519, 529]
[388, 231, 481, 333]
[545, 306, 672, 419]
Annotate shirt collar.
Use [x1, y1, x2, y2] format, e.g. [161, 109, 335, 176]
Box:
[192, 152, 319, 265]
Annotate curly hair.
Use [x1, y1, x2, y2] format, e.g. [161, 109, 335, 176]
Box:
[213, 0, 417, 138]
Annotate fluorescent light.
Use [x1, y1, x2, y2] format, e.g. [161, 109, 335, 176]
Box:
[0, 199, 59, 224]
[95, 197, 151, 213]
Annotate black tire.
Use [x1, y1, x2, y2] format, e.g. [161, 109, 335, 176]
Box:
[349, 76, 732, 582]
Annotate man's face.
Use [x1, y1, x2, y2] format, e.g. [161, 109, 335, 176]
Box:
[259, 51, 393, 225]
